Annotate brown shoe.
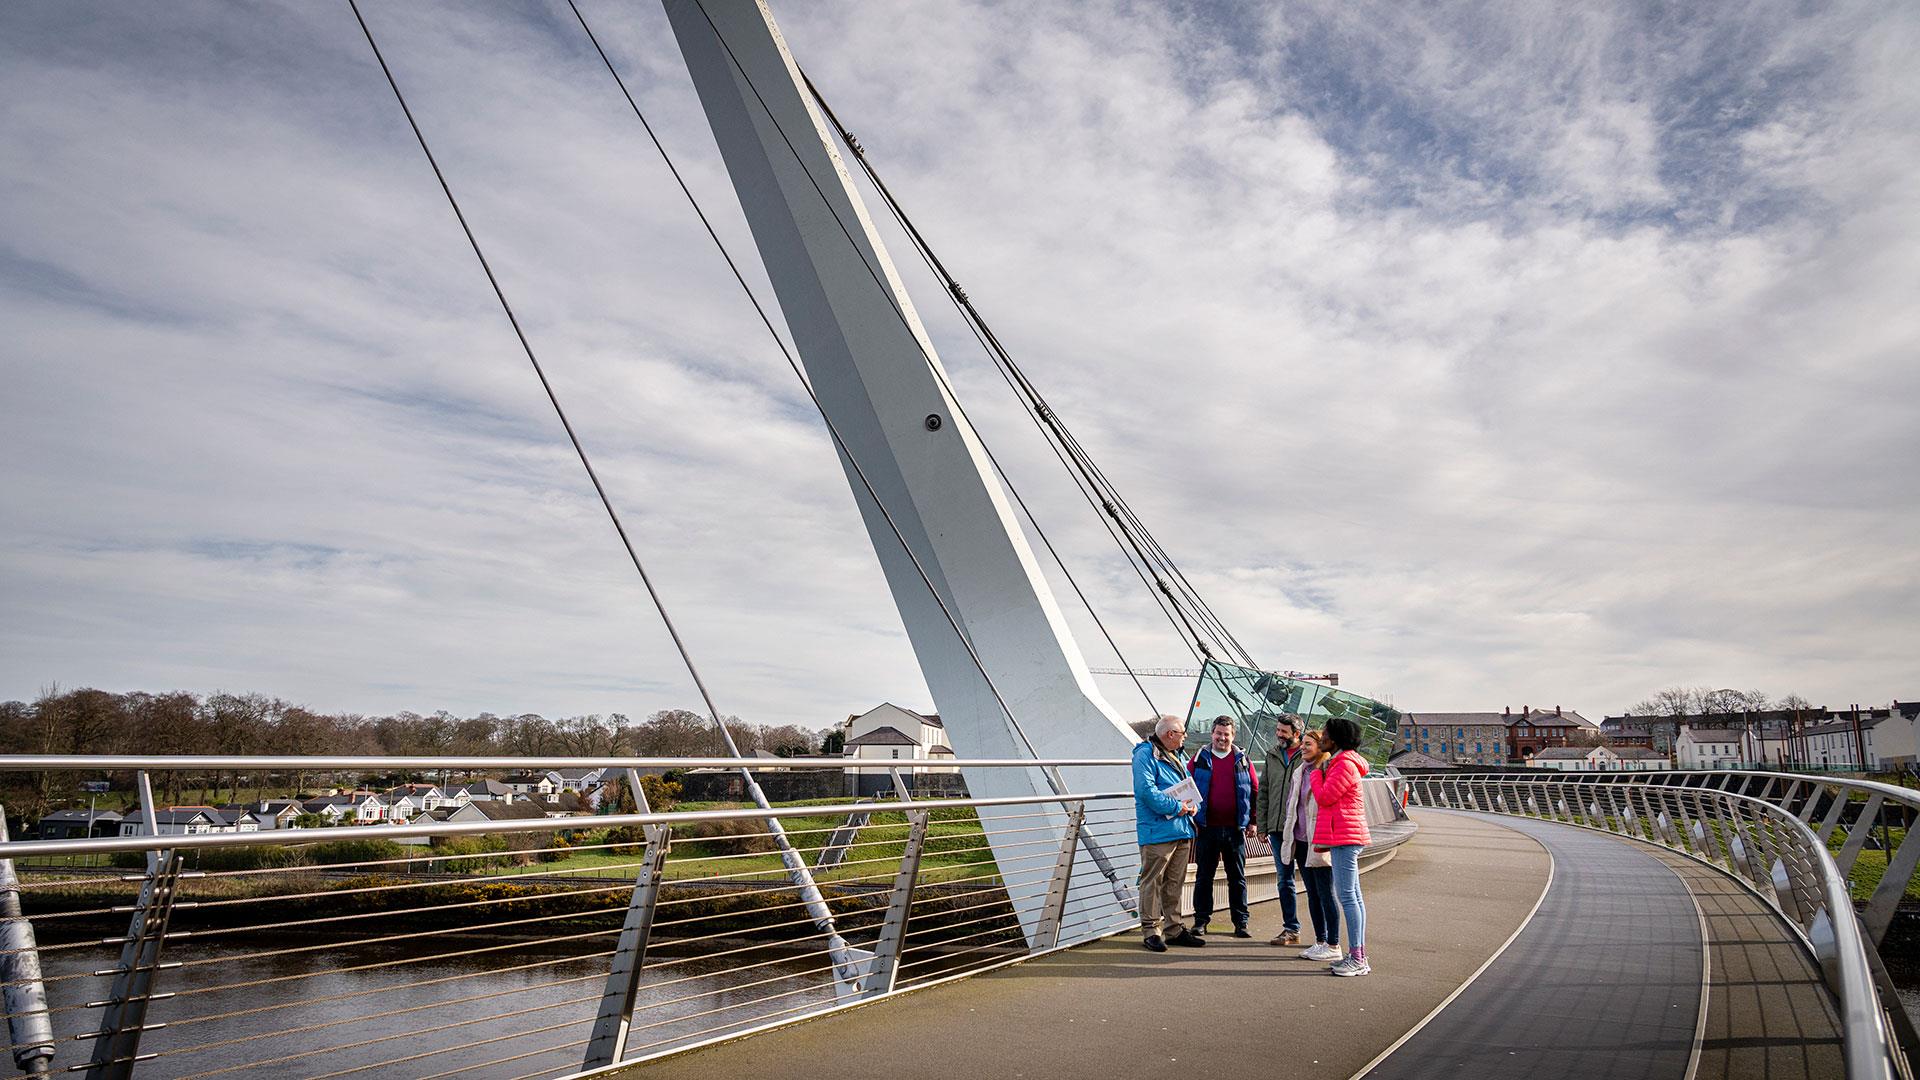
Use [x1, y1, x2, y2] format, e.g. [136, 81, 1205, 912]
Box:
[1270, 930, 1301, 946]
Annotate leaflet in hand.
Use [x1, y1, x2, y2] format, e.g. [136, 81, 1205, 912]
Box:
[1161, 776, 1200, 806]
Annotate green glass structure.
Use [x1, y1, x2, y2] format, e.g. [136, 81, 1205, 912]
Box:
[1183, 660, 1400, 764]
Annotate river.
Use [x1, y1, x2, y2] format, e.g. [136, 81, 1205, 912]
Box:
[38, 937, 834, 1079]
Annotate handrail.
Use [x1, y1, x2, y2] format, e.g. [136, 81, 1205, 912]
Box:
[0, 755, 1130, 771]
[1408, 773, 1904, 1079]
[0, 791, 1132, 859]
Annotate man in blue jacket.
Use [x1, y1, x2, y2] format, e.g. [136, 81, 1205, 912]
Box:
[1133, 714, 1201, 952]
[1188, 715, 1259, 938]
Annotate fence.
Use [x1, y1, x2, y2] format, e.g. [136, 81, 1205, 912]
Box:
[1406, 770, 1920, 1080]
[0, 756, 1137, 1079]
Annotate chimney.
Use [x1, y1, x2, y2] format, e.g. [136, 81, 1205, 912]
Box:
[1555, 705, 1562, 717]
[1503, 706, 1511, 717]
[1521, 705, 1529, 718]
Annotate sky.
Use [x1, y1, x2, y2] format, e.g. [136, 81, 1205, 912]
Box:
[1, 0, 1915, 730]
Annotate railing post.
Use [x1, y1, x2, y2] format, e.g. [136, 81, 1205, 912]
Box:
[87, 770, 180, 1080]
[0, 810, 54, 1075]
[583, 769, 668, 1071]
[1820, 780, 1850, 841]
[1772, 856, 1805, 924]
[1032, 802, 1084, 951]
[1699, 795, 1735, 871]
[1863, 823, 1920, 947]
[862, 808, 930, 995]
[582, 820, 671, 1071]
[1835, 792, 1884, 878]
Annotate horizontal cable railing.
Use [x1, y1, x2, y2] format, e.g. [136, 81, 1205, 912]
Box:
[0, 757, 1146, 1079]
[0, 755, 1415, 1079]
[1407, 771, 1916, 1080]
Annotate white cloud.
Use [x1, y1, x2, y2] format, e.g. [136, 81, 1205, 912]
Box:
[1, 0, 1915, 731]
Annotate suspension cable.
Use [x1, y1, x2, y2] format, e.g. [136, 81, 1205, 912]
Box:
[674, 0, 1214, 684]
[345, 0, 860, 977]
[792, 75, 1250, 669]
[798, 78, 1259, 670]
[563, 1, 1111, 767]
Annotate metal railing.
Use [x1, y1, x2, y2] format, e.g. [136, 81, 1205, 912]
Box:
[1406, 770, 1919, 1080]
[0, 756, 1141, 1079]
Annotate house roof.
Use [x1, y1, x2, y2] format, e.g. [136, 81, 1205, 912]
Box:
[41, 809, 123, 823]
[554, 768, 603, 780]
[1680, 727, 1742, 742]
[466, 800, 550, 822]
[1402, 713, 1508, 728]
[1388, 750, 1456, 769]
[929, 745, 955, 756]
[847, 703, 944, 729]
[452, 780, 511, 796]
[1532, 746, 1610, 760]
[1613, 747, 1669, 760]
[1803, 717, 1889, 736]
[845, 725, 918, 748]
[152, 808, 220, 826]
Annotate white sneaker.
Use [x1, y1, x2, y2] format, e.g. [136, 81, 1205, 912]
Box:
[1329, 954, 1371, 977]
[1300, 942, 1340, 961]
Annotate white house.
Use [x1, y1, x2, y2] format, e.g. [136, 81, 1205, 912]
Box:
[303, 792, 385, 824]
[502, 773, 556, 798]
[384, 784, 445, 816]
[1675, 726, 1742, 769]
[841, 704, 956, 772]
[118, 808, 223, 836]
[1612, 747, 1670, 771]
[1799, 708, 1916, 770]
[548, 768, 607, 793]
[448, 779, 512, 804]
[1528, 746, 1621, 771]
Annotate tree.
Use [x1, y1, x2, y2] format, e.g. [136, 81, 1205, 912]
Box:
[629, 709, 721, 757]
[819, 727, 846, 755]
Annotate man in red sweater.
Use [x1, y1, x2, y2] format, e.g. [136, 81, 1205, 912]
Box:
[1188, 715, 1259, 937]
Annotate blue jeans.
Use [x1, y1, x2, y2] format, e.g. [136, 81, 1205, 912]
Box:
[1266, 834, 1299, 932]
[1330, 844, 1365, 949]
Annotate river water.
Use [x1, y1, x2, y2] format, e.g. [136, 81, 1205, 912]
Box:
[38, 937, 834, 1079]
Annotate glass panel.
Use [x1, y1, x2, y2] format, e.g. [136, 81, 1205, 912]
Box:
[1182, 659, 1401, 764]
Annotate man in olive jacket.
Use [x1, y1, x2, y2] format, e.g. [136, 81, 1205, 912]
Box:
[1252, 715, 1305, 945]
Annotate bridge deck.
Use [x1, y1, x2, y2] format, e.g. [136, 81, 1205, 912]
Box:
[620, 810, 1548, 1080]
[613, 809, 1847, 1080]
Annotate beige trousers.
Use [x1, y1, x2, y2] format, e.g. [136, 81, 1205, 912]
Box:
[1138, 838, 1191, 937]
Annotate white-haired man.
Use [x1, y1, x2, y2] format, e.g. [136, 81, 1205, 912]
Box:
[1132, 714, 1202, 951]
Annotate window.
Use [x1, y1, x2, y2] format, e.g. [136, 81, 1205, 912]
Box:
[891, 749, 900, 759]
[1457, 728, 1464, 738]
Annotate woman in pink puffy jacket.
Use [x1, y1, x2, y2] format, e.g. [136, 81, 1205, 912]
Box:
[1309, 716, 1371, 977]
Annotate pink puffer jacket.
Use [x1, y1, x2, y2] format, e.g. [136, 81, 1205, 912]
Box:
[1309, 750, 1372, 848]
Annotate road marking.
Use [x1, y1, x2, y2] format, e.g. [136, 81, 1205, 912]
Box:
[1346, 810, 1556, 1080]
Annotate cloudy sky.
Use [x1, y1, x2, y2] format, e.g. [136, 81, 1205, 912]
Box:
[2, 0, 1914, 731]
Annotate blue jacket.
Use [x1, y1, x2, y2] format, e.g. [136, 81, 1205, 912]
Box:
[1188, 748, 1255, 830]
[1132, 739, 1197, 847]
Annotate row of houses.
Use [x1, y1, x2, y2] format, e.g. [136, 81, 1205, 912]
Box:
[1604, 702, 1920, 771]
[34, 772, 612, 840]
[1392, 706, 1612, 767]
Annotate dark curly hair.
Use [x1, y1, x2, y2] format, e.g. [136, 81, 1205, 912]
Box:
[1324, 715, 1362, 752]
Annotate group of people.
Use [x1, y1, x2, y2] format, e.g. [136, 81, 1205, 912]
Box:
[1131, 712, 1372, 976]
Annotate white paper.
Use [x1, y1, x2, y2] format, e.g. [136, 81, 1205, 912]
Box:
[1161, 776, 1200, 806]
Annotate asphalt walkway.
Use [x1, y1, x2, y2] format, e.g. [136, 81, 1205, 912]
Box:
[1360, 812, 1706, 1080]
[621, 809, 1550, 1080]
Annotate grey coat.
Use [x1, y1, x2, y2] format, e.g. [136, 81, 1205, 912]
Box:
[1276, 760, 1331, 868]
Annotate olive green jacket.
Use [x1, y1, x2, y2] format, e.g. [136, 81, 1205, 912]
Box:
[1253, 741, 1302, 836]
